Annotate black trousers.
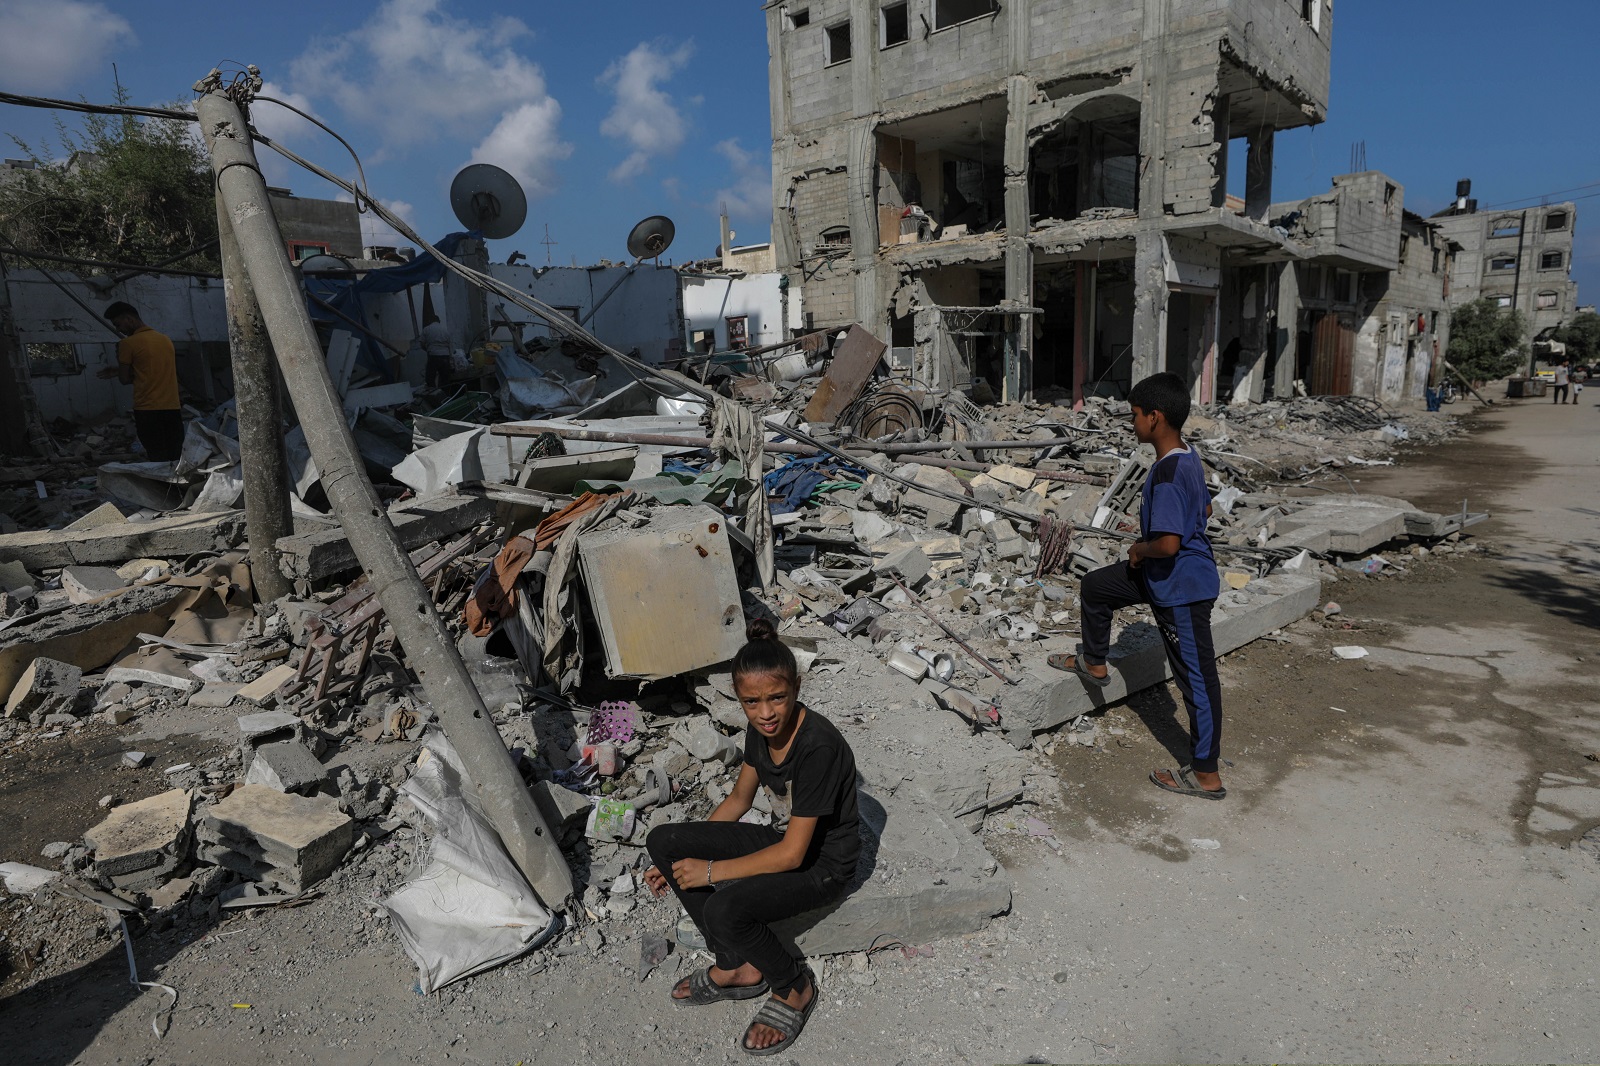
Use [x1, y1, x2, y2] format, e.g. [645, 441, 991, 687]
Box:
[133, 409, 184, 462]
[1079, 562, 1224, 774]
[1552, 383, 1570, 403]
[646, 821, 841, 996]
[425, 356, 452, 390]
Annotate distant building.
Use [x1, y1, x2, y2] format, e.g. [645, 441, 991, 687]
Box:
[1430, 184, 1578, 350]
[266, 186, 365, 262]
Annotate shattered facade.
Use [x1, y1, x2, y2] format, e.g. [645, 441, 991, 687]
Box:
[766, 0, 1334, 403]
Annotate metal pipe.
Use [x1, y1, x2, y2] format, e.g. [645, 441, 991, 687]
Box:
[885, 574, 1019, 685]
[209, 192, 293, 603]
[492, 423, 822, 455]
[195, 85, 573, 909]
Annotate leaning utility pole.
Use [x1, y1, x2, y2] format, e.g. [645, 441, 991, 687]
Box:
[193, 76, 573, 909]
[204, 175, 293, 603]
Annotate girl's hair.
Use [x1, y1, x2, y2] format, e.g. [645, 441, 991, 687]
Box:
[731, 617, 799, 686]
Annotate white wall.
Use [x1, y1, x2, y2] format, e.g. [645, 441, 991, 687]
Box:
[488, 263, 683, 364]
[680, 272, 800, 350]
[8, 270, 227, 423]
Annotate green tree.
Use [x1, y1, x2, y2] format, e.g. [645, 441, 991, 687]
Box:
[1446, 298, 1527, 383]
[1555, 310, 1600, 365]
[0, 84, 217, 272]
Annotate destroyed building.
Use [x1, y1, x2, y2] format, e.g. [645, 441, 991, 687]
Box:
[765, 0, 1334, 403]
[1430, 182, 1579, 353]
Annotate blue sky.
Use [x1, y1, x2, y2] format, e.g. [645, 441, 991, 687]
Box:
[0, 0, 1594, 301]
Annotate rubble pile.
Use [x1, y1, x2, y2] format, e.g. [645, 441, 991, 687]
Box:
[0, 321, 1487, 999]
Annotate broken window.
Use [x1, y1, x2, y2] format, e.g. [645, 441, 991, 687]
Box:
[689, 328, 716, 353]
[1432, 248, 1441, 274]
[821, 225, 852, 248]
[1489, 217, 1521, 238]
[26, 341, 79, 376]
[1546, 210, 1569, 231]
[825, 21, 852, 64]
[1029, 101, 1140, 223]
[788, 7, 810, 28]
[288, 240, 330, 262]
[880, 2, 909, 47]
[1540, 250, 1564, 270]
[1492, 293, 1513, 308]
[935, 0, 999, 29]
[1301, 0, 1322, 32]
[1488, 256, 1516, 273]
[1537, 291, 1559, 310]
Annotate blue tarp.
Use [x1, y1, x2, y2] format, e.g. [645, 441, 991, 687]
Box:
[763, 455, 868, 515]
[302, 231, 478, 382]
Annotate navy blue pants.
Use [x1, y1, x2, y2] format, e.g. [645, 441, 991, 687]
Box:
[1079, 562, 1223, 773]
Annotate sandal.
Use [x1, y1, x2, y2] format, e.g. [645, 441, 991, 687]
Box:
[1046, 651, 1112, 688]
[673, 966, 769, 1006]
[741, 971, 819, 1056]
[1150, 765, 1227, 801]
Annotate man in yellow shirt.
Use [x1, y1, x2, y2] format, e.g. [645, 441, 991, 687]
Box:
[97, 302, 183, 461]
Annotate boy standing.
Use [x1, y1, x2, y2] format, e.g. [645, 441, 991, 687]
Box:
[97, 302, 183, 461]
[1048, 372, 1226, 799]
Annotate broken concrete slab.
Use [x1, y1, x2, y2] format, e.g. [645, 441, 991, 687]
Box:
[1275, 502, 1407, 555]
[83, 788, 192, 891]
[65, 502, 128, 532]
[1003, 569, 1323, 745]
[274, 494, 493, 582]
[4, 657, 82, 722]
[244, 741, 328, 795]
[530, 779, 593, 838]
[237, 709, 309, 748]
[774, 777, 1010, 956]
[0, 511, 247, 571]
[61, 566, 128, 604]
[197, 784, 353, 891]
[0, 558, 33, 593]
[0, 576, 187, 694]
[0, 862, 59, 894]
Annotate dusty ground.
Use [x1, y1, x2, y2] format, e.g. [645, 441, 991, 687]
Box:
[3, 396, 1599, 1065]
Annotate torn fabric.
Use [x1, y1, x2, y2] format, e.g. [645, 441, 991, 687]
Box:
[711, 396, 774, 588]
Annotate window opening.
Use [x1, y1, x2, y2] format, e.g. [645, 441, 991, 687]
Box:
[934, 0, 998, 31]
[825, 21, 852, 64]
[27, 342, 80, 377]
[1540, 250, 1563, 270]
[1488, 256, 1516, 273]
[1537, 291, 1559, 310]
[1546, 211, 1568, 231]
[789, 8, 810, 28]
[881, 2, 909, 46]
[1489, 217, 1521, 238]
[1492, 293, 1513, 308]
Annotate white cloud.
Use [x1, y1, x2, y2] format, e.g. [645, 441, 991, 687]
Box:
[286, 0, 570, 197]
[470, 99, 571, 200]
[598, 40, 694, 182]
[712, 137, 772, 221]
[0, 0, 133, 93]
[336, 192, 417, 249]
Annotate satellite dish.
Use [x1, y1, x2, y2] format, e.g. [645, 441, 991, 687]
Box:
[297, 253, 352, 275]
[627, 215, 676, 260]
[449, 164, 528, 240]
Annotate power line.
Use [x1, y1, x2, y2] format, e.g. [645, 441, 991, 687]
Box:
[1481, 180, 1600, 210]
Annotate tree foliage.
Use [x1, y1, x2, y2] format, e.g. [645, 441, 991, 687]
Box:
[0, 85, 217, 272]
[1446, 298, 1527, 382]
[1555, 310, 1600, 365]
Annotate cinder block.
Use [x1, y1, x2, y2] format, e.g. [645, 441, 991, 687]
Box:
[5, 658, 83, 722]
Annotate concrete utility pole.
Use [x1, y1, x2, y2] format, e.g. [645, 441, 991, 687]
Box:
[193, 82, 573, 909]
[206, 187, 293, 603]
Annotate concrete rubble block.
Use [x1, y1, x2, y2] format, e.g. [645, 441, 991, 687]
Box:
[0, 583, 185, 701]
[530, 779, 594, 837]
[849, 509, 899, 547]
[984, 519, 1027, 562]
[873, 542, 932, 586]
[190, 683, 241, 709]
[0, 862, 59, 894]
[5, 657, 83, 722]
[273, 494, 492, 582]
[61, 565, 129, 604]
[83, 788, 193, 890]
[985, 464, 1037, 492]
[773, 779, 1011, 956]
[197, 784, 353, 892]
[237, 709, 308, 748]
[64, 502, 127, 532]
[0, 559, 35, 593]
[899, 466, 967, 529]
[1275, 503, 1407, 555]
[1003, 569, 1323, 746]
[244, 740, 328, 795]
[0, 510, 247, 571]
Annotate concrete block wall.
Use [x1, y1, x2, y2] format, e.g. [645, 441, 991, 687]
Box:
[1029, 0, 1142, 69]
[875, 11, 1013, 111]
[779, 0, 860, 130]
[1222, 0, 1332, 115]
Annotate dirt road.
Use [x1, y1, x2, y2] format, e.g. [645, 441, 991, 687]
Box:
[5, 397, 1598, 1064]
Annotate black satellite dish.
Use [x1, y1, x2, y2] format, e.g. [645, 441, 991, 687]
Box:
[449, 164, 528, 240]
[626, 215, 676, 261]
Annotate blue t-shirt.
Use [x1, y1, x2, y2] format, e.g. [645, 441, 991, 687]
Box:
[1139, 445, 1219, 606]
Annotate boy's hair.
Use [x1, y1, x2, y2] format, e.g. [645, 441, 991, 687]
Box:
[731, 617, 798, 687]
[1128, 372, 1191, 431]
[104, 302, 139, 322]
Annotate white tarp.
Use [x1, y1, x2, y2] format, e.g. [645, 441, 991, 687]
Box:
[382, 733, 558, 993]
[391, 429, 487, 498]
[496, 350, 597, 419]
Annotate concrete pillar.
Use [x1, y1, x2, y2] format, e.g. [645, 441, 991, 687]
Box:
[1273, 261, 1301, 398]
[1132, 232, 1167, 382]
[1003, 74, 1033, 401]
[1137, 0, 1170, 219]
[1244, 129, 1275, 222]
[1210, 93, 1231, 209]
[846, 119, 886, 339]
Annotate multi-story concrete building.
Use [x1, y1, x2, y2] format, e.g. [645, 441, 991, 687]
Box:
[1430, 186, 1578, 351]
[764, 0, 1334, 403]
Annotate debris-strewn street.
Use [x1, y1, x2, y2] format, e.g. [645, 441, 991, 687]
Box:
[1, 399, 1596, 1064]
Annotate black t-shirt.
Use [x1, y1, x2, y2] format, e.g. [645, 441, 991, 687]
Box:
[744, 707, 860, 881]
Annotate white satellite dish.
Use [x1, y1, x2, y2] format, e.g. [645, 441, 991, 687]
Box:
[449, 164, 528, 240]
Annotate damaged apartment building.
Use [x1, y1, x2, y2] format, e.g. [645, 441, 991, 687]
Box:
[766, 0, 1343, 404]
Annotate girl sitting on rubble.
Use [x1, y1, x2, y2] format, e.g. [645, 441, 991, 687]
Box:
[645, 617, 860, 1056]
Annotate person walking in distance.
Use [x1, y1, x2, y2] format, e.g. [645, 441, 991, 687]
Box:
[97, 302, 183, 461]
[419, 314, 452, 390]
[1047, 372, 1227, 799]
[1551, 358, 1571, 404]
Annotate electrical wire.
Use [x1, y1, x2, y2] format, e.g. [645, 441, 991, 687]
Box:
[251, 95, 370, 205]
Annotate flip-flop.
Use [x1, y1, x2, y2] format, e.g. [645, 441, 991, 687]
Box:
[1046, 652, 1111, 688]
[673, 966, 769, 1005]
[1150, 765, 1227, 800]
[741, 971, 820, 1056]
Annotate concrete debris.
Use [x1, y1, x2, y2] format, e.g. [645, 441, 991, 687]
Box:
[198, 784, 354, 892]
[0, 862, 59, 894]
[4, 657, 82, 723]
[82, 788, 193, 891]
[244, 740, 329, 795]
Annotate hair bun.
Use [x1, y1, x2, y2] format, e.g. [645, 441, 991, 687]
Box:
[745, 617, 778, 642]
